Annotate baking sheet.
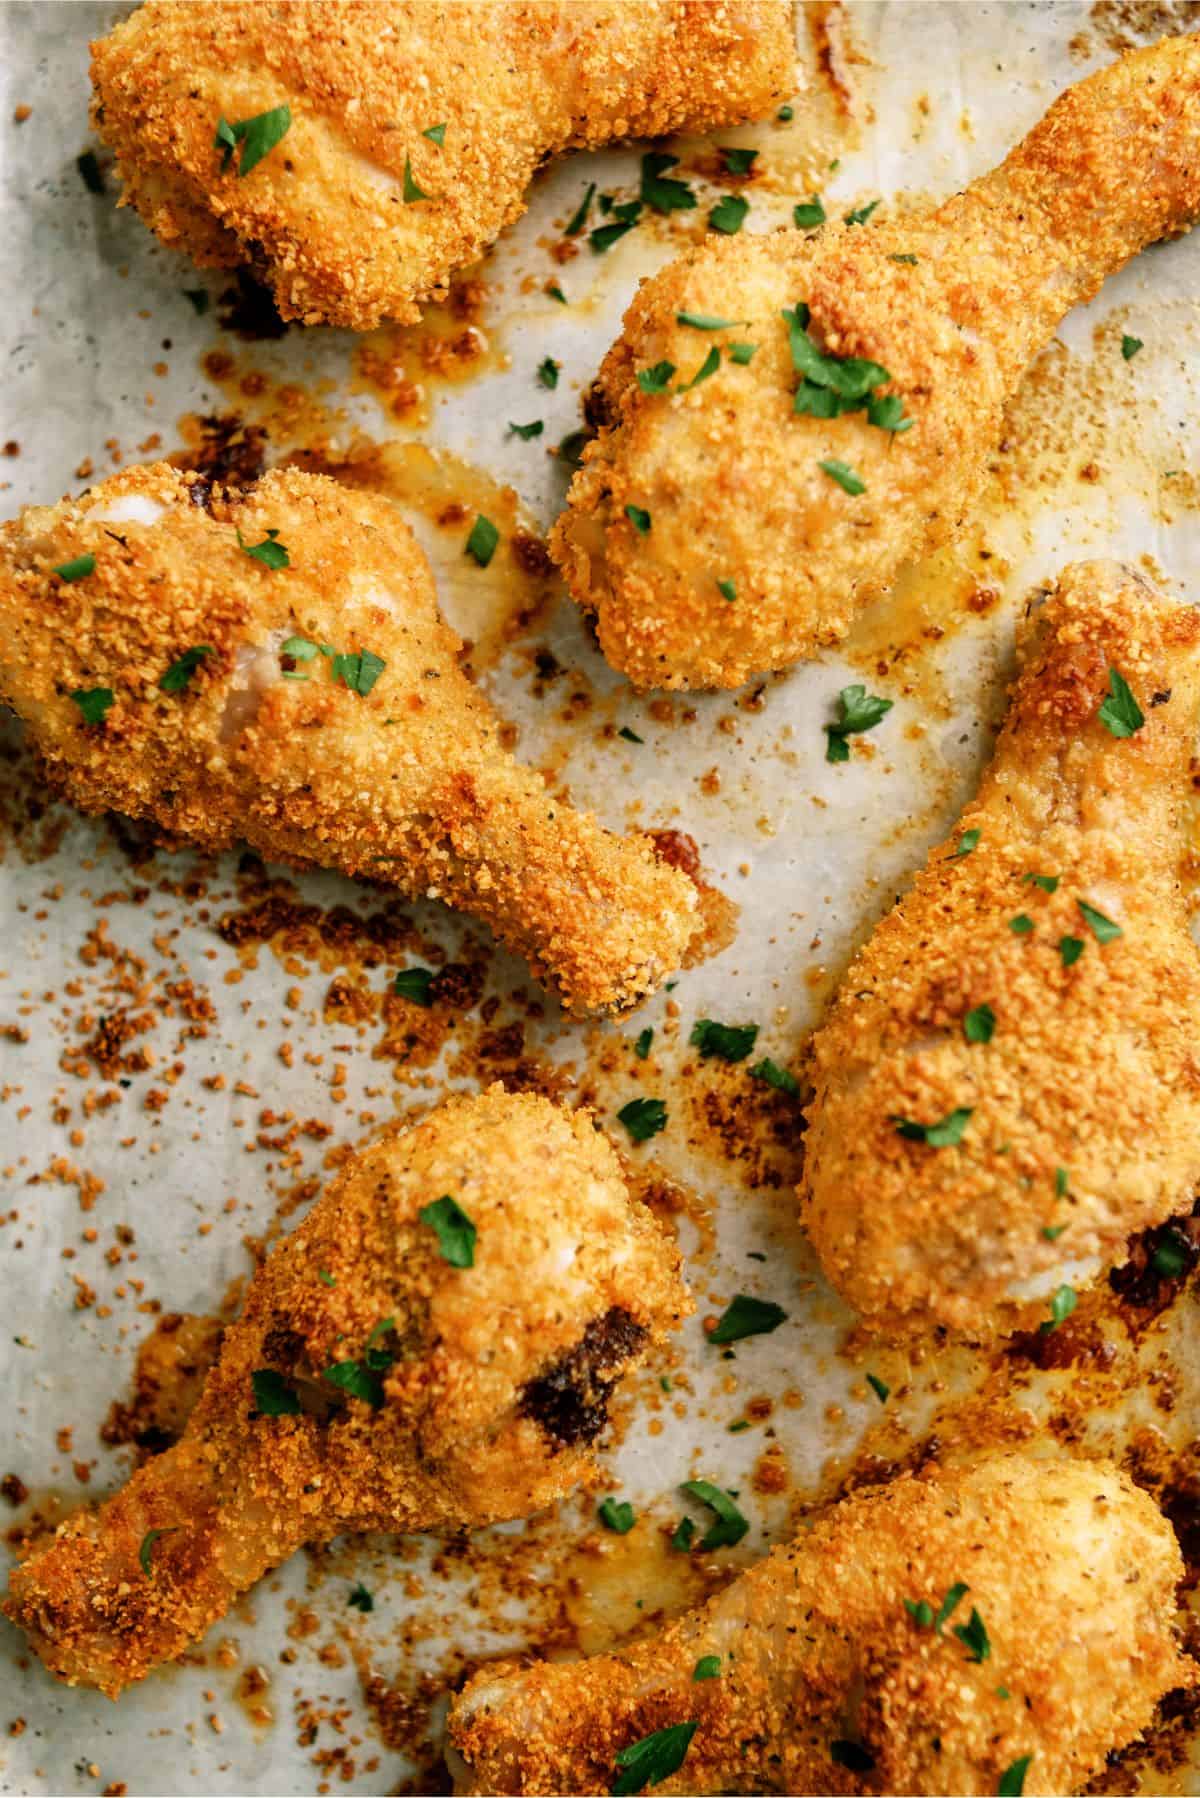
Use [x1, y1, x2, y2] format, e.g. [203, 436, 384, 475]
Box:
[2, 2, 1200, 1793]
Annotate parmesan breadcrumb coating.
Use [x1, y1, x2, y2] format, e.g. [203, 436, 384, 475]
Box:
[4, 1087, 690, 1698]
[802, 562, 1200, 1335]
[0, 463, 702, 1015]
[552, 30, 1200, 688]
[449, 1453, 1189, 1795]
[89, 1, 796, 330]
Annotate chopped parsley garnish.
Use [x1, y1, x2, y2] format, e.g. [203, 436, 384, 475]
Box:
[1121, 334, 1143, 361]
[867, 392, 912, 433]
[825, 682, 892, 759]
[1056, 1167, 1070, 1197]
[611, 1721, 698, 1796]
[1042, 1223, 1068, 1242]
[332, 649, 386, 696]
[323, 1318, 397, 1408]
[954, 1607, 990, 1662]
[676, 311, 740, 330]
[749, 1057, 798, 1095]
[547, 282, 567, 304]
[709, 194, 748, 235]
[893, 1107, 972, 1147]
[620, 726, 645, 745]
[784, 300, 910, 433]
[1077, 899, 1122, 943]
[1040, 1284, 1077, 1332]
[692, 1655, 721, 1681]
[403, 155, 428, 202]
[598, 1497, 636, 1534]
[955, 829, 981, 856]
[638, 361, 676, 394]
[1098, 666, 1144, 737]
[70, 687, 114, 725]
[708, 1295, 787, 1344]
[1152, 1231, 1190, 1278]
[423, 123, 447, 146]
[54, 553, 95, 582]
[466, 514, 499, 565]
[1024, 872, 1059, 892]
[905, 1598, 935, 1628]
[680, 347, 721, 390]
[844, 198, 880, 226]
[690, 1018, 758, 1063]
[317, 1268, 336, 1287]
[866, 1372, 889, 1404]
[138, 1528, 175, 1577]
[76, 150, 105, 194]
[831, 1741, 875, 1772]
[281, 635, 320, 661]
[184, 288, 210, 314]
[793, 195, 825, 229]
[214, 105, 291, 177]
[999, 1756, 1032, 1797]
[1010, 915, 1034, 934]
[679, 1480, 749, 1549]
[348, 1582, 374, 1611]
[509, 420, 544, 440]
[963, 1004, 995, 1044]
[419, 1194, 476, 1268]
[393, 966, 435, 1005]
[617, 1097, 667, 1143]
[890, 252, 919, 265]
[729, 342, 757, 364]
[238, 526, 290, 569]
[565, 181, 597, 236]
[251, 1368, 301, 1416]
[557, 430, 588, 469]
[819, 458, 865, 494]
[777, 104, 794, 121]
[538, 357, 560, 389]
[590, 203, 642, 253]
[625, 504, 652, 535]
[159, 646, 213, 693]
[931, 1583, 968, 1631]
[640, 151, 697, 214]
[670, 1515, 696, 1552]
[1059, 935, 1084, 967]
[634, 1026, 653, 1058]
[719, 146, 758, 175]
[717, 578, 737, 603]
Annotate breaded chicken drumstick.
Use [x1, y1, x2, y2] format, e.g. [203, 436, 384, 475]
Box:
[553, 31, 1200, 689]
[803, 562, 1200, 1335]
[449, 1453, 1189, 1795]
[4, 1087, 690, 1697]
[89, 1, 796, 330]
[0, 463, 701, 1014]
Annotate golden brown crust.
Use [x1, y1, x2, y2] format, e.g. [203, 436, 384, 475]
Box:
[4, 1087, 691, 1697]
[0, 462, 702, 1014]
[449, 1453, 1190, 1795]
[550, 30, 1200, 689]
[89, 0, 796, 329]
[801, 562, 1200, 1334]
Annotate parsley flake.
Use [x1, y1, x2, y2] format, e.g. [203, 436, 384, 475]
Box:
[419, 1194, 476, 1268]
[708, 1295, 787, 1345]
[631, 1026, 654, 1060]
[637, 361, 676, 394]
[332, 649, 385, 696]
[819, 457, 866, 495]
[670, 1515, 696, 1552]
[238, 526, 290, 569]
[403, 155, 429, 202]
[717, 578, 737, 603]
[393, 966, 435, 1005]
[538, 357, 560, 389]
[184, 288, 210, 314]
[692, 1655, 721, 1681]
[893, 1108, 972, 1147]
[53, 553, 95, 582]
[793, 196, 825, 229]
[612, 1721, 697, 1796]
[905, 1598, 935, 1628]
[640, 151, 696, 214]
[954, 1607, 990, 1662]
[1024, 872, 1059, 892]
[1010, 915, 1034, 934]
[749, 1057, 798, 1095]
[599, 1497, 636, 1534]
[423, 123, 446, 146]
[709, 194, 748, 234]
[624, 504, 651, 535]
[679, 1479, 749, 1549]
[252, 1368, 301, 1416]
[509, 419, 544, 440]
[676, 311, 740, 330]
[690, 1018, 758, 1063]
[590, 209, 641, 253]
[719, 146, 758, 175]
[317, 1269, 337, 1287]
[955, 829, 981, 856]
[844, 198, 880, 226]
[620, 726, 645, 745]
[1059, 935, 1084, 967]
[617, 1097, 667, 1143]
[159, 646, 213, 693]
[138, 1527, 176, 1577]
[825, 683, 892, 759]
[964, 1004, 995, 1044]
[214, 105, 291, 178]
[70, 687, 114, 726]
[680, 346, 721, 390]
[1098, 666, 1144, 737]
[1121, 334, 1143, 361]
[890, 252, 919, 265]
[1078, 899, 1122, 943]
[866, 1372, 889, 1403]
[348, 1582, 375, 1611]
[466, 514, 499, 565]
[999, 1757, 1032, 1797]
[565, 182, 596, 237]
[1040, 1284, 1077, 1332]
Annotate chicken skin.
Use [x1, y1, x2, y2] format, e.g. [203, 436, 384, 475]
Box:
[449, 1453, 1189, 1796]
[89, 1, 796, 331]
[4, 1087, 690, 1698]
[0, 463, 702, 1014]
[802, 562, 1200, 1336]
[552, 30, 1200, 689]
